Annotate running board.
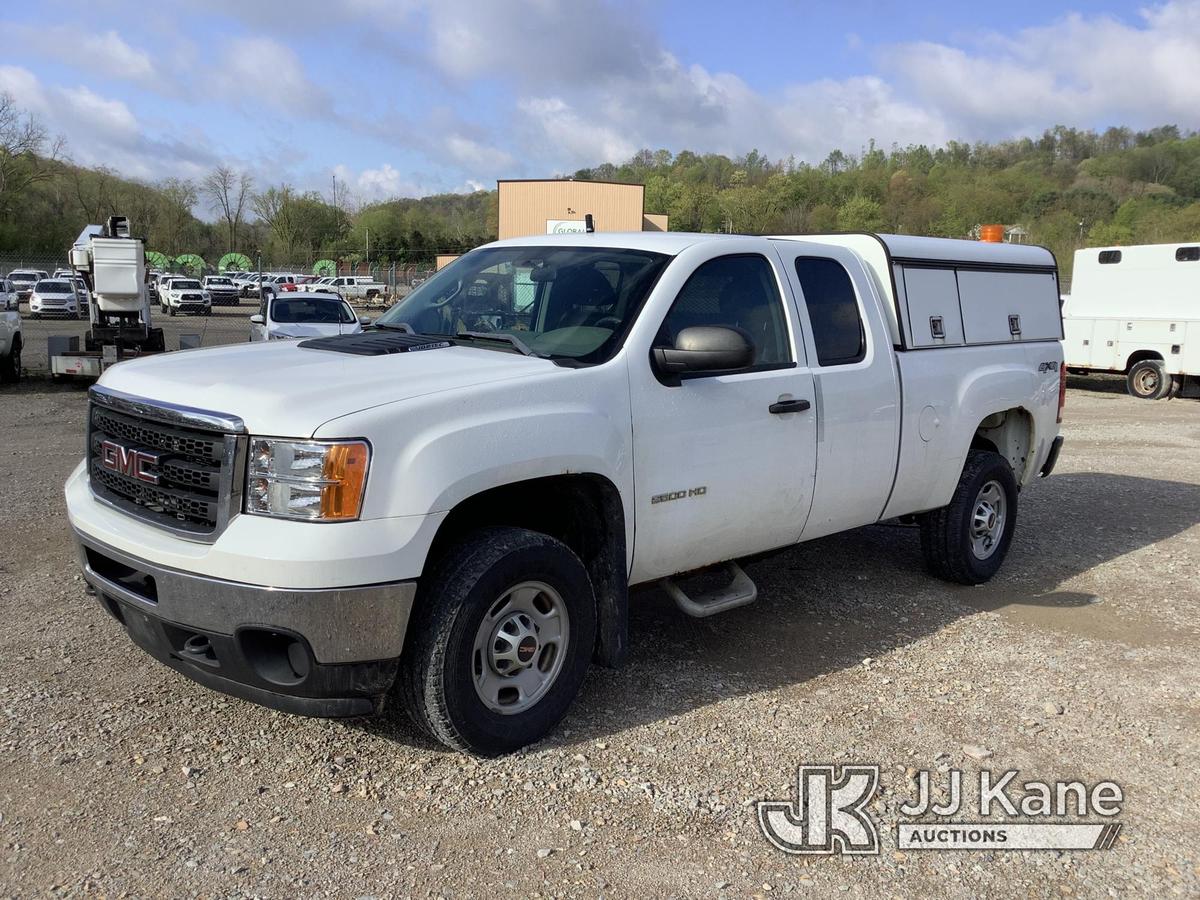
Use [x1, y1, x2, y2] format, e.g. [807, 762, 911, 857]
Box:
[660, 562, 758, 618]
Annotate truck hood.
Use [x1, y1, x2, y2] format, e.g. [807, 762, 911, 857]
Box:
[266, 322, 363, 339]
[98, 339, 557, 435]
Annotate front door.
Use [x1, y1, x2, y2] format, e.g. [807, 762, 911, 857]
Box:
[629, 250, 818, 583]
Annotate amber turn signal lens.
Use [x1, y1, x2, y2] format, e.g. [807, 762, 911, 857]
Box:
[320, 441, 369, 520]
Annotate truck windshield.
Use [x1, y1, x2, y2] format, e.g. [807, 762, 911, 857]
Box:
[173, 280, 202, 289]
[377, 246, 670, 363]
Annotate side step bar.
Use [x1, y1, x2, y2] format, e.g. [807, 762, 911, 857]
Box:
[660, 561, 758, 618]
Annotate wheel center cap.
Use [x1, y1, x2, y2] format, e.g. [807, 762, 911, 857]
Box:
[516, 635, 538, 663]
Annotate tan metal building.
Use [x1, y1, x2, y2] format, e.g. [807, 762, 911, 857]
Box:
[497, 180, 667, 240]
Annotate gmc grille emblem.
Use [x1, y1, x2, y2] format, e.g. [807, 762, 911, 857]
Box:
[99, 440, 161, 485]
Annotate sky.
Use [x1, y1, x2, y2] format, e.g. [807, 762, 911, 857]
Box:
[1, 0, 1198, 208]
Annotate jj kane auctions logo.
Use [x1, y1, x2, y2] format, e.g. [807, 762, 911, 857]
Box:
[758, 764, 1124, 854]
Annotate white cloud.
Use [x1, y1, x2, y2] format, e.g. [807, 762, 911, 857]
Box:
[5, 1, 1200, 200]
[444, 135, 516, 173]
[3, 24, 160, 89]
[0, 65, 218, 182]
[213, 37, 331, 115]
[884, 4, 1200, 135]
[332, 163, 428, 202]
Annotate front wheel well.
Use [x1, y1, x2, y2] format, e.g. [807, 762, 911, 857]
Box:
[425, 474, 629, 668]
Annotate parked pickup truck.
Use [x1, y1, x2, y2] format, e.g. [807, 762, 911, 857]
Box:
[202, 275, 241, 306]
[159, 277, 212, 316]
[66, 232, 1065, 755]
[322, 275, 387, 302]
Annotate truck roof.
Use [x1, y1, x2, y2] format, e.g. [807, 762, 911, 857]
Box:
[484, 231, 1056, 268]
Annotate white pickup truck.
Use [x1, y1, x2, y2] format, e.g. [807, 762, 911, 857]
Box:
[66, 232, 1065, 755]
[324, 275, 388, 302]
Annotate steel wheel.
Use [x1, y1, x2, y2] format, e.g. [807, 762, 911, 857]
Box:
[1134, 367, 1160, 395]
[970, 480, 1006, 560]
[471, 580, 570, 715]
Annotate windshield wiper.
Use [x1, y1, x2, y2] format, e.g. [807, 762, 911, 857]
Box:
[372, 321, 415, 333]
[454, 331, 542, 358]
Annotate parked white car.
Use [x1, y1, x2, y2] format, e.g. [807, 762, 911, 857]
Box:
[67, 232, 1064, 755]
[159, 277, 212, 316]
[29, 278, 83, 318]
[0, 277, 21, 383]
[250, 291, 367, 341]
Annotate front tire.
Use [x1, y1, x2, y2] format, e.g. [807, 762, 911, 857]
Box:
[1127, 359, 1171, 400]
[918, 450, 1018, 585]
[398, 527, 596, 756]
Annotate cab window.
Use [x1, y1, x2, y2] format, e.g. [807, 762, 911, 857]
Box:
[655, 255, 791, 367]
[793, 257, 866, 366]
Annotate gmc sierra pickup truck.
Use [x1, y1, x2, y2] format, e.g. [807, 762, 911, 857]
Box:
[66, 232, 1066, 755]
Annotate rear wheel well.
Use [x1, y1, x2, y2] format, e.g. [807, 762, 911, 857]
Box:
[1125, 349, 1164, 372]
[425, 475, 628, 667]
[973, 408, 1033, 482]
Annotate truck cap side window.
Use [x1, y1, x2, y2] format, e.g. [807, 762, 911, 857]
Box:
[655, 254, 791, 368]
[793, 257, 866, 366]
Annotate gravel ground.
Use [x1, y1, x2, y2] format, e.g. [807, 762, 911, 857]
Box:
[0, 375, 1197, 897]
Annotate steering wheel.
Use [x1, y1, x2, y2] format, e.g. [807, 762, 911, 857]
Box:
[593, 316, 622, 330]
[427, 281, 463, 308]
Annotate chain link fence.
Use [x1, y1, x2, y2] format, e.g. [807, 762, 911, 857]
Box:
[2, 249, 431, 375]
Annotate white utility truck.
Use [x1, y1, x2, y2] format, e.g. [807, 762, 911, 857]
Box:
[1063, 242, 1200, 399]
[66, 232, 1065, 755]
[51, 217, 165, 381]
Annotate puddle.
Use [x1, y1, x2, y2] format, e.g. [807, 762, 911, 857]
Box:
[954, 588, 1169, 648]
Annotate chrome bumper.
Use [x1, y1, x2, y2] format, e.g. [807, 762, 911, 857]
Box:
[74, 529, 415, 665]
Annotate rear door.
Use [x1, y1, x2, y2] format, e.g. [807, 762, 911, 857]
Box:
[772, 241, 902, 539]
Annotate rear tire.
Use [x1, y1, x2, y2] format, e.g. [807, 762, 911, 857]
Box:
[1127, 359, 1171, 400]
[398, 527, 596, 756]
[918, 450, 1018, 585]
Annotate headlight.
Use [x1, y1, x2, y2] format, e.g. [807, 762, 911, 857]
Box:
[246, 438, 369, 521]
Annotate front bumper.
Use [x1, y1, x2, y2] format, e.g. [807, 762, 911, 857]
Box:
[75, 530, 416, 717]
[31, 304, 77, 316]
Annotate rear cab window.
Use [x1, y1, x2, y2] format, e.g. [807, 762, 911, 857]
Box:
[793, 258, 866, 366]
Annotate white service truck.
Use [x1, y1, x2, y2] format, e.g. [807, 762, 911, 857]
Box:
[66, 232, 1065, 755]
[1063, 242, 1200, 399]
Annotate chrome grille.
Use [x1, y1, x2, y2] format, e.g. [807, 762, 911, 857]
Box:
[86, 387, 246, 541]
